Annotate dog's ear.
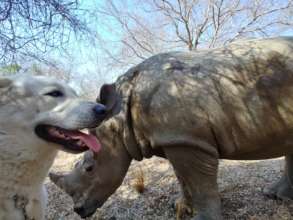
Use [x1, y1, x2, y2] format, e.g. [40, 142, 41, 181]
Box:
[0, 77, 12, 88]
[98, 83, 121, 116]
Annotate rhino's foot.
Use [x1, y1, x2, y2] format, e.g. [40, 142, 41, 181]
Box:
[175, 196, 194, 220]
[191, 214, 222, 220]
[263, 175, 293, 200]
[175, 198, 223, 220]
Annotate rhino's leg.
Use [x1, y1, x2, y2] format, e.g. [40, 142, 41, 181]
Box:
[264, 155, 293, 200]
[174, 172, 193, 219]
[164, 146, 222, 220]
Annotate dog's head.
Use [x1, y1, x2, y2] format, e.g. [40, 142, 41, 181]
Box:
[0, 75, 107, 154]
[50, 83, 133, 218]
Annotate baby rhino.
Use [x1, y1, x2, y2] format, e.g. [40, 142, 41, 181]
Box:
[51, 37, 293, 220]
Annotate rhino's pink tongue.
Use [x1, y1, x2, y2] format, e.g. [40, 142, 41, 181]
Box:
[66, 130, 101, 153]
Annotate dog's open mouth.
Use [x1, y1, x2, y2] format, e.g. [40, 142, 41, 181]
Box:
[35, 125, 101, 153]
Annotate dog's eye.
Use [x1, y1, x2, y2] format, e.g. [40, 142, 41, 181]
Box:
[44, 90, 64, 97]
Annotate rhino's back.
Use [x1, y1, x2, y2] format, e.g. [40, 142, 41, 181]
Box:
[120, 37, 293, 159]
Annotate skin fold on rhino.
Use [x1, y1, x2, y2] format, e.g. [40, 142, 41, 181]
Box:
[50, 37, 293, 220]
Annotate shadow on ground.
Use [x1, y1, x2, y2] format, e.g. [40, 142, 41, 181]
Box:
[46, 152, 293, 220]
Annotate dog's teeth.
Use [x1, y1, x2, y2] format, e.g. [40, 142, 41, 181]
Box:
[79, 129, 89, 135]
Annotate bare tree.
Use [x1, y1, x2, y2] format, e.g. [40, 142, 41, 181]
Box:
[94, 0, 293, 71]
[0, 0, 89, 65]
[28, 61, 73, 82]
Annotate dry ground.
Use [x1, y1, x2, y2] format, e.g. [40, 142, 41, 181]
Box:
[46, 152, 293, 220]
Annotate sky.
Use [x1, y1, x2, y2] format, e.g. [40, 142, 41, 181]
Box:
[59, 0, 125, 86]
[42, 0, 293, 89]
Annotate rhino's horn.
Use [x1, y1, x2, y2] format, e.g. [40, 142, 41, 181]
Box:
[49, 172, 65, 189]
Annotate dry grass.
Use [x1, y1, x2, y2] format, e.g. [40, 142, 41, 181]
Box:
[46, 152, 293, 220]
[132, 166, 145, 194]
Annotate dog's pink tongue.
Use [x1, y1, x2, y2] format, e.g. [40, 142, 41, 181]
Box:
[68, 131, 101, 153]
[78, 133, 101, 153]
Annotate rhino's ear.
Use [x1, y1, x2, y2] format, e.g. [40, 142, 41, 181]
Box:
[0, 77, 12, 88]
[99, 83, 121, 116]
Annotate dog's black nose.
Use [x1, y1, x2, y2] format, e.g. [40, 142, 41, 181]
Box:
[93, 104, 106, 115]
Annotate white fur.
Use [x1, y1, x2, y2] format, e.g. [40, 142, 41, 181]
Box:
[0, 75, 99, 220]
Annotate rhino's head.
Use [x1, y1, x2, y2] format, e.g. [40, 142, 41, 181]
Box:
[49, 84, 133, 218]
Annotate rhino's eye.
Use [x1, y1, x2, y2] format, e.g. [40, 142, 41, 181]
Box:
[84, 164, 94, 172]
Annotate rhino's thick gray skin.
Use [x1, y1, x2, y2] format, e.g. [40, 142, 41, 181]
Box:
[50, 37, 293, 220]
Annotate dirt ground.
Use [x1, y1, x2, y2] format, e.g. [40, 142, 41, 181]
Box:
[46, 152, 293, 220]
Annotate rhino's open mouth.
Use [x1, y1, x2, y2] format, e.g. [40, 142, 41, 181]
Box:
[35, 125, 101, 153]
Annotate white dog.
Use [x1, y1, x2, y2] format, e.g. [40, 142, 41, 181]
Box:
[0, 75, 106, 220]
